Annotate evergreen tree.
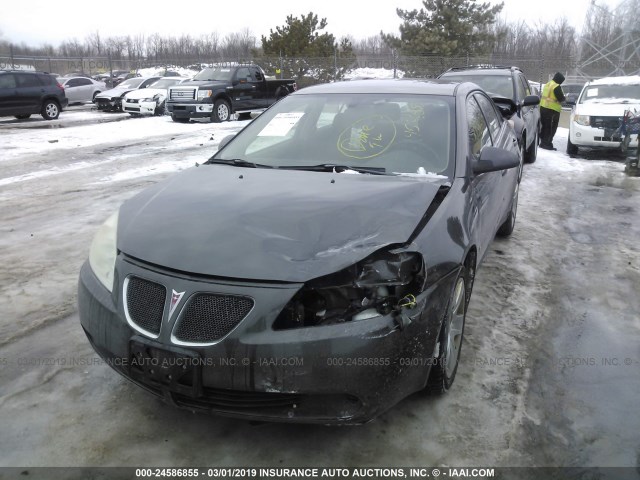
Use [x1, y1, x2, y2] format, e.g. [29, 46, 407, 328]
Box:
[382, 0, 504, 57]
[259, 12, 354, 85]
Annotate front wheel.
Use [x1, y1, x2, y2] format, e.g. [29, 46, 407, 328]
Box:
[567, 137, 578, 155]
[524, 131, 538, 163]
[171, 114, 189, 123]
[212, 99, 231, 123]
[41, 100, 60, 120]
[497, 182, 518, 237]
[14, 114, 31, 119]
[426, 268, 469, 394]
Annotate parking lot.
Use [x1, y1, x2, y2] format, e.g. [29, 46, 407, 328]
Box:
[0, 109, 639, 471]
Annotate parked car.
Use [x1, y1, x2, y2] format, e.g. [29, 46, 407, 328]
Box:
[93, 76, 161, 112]
[166, 64, 296, 122]
[439, 65, 541, 164]
[122, 77, 188, 116]
[106, 72, 141, 89]
[0, 70, 68, 120]
[562, 83, 586, 108]
[60, 77, 106, 104]
[79, 78, 521, 424]
[567, 75, 640, 155]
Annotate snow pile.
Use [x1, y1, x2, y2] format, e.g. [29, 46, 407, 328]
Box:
[591, 75, 640, 86]
[138, 66, 200, 78]
[343, 67, 405, 80]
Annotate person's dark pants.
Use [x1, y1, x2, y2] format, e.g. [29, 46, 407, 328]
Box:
[540, 106, 560, 147]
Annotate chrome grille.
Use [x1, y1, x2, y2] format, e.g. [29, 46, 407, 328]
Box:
[173, 294, 253, 344]
[126, 277, 166, 336]
[170, 88, 197, 100]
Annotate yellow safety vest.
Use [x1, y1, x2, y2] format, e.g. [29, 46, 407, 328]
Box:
[541, 80, 562, 112]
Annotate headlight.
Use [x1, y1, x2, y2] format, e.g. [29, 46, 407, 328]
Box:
[89, 211, 119, 292]
[140, 94, 160, 103]
[197, 89, 212, 100]
[273, 248, 425, 329]
[574, 114, 590, 126]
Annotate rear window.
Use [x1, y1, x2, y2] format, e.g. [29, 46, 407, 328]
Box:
[37, 74, 56, 86]
[0, 74, 17, 89]
[442, 73, 514, 99]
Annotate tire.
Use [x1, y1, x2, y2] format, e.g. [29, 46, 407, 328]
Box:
[212, 99, 231, 123]
[14, 114, 31, 119]
[567, 137, 578, 155]
[237, 112, 252, 121]
[92, 91, 100, 101]
[517, 141, 525, 183]
[426, 267, 469, 394]
[154, 102, 165, 116]
[171, 114, 189, 123]
[41, 100, 60, 120]
[497, 181, 518, 237]
[524, 131, 538, 163]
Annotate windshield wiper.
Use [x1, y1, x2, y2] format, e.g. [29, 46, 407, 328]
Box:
[206, 158, 274, 169]
[281, 164, 390, 175]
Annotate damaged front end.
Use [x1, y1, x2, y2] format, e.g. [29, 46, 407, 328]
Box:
[274, 247, 425, 330]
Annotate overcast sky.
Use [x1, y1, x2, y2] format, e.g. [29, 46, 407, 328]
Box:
[0, 0, 621, 47]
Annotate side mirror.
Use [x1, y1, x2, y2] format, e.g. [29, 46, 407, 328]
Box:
[522, 95, 540, 107]
[473, 146, 520, 175]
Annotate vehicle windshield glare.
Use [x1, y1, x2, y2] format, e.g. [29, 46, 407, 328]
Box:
[442, 74, 514, 99]
[149, 78, 180, 89]
[117, 78, 145, 89]
[580, 84, 640, 103]
[214, 93, 455, 177]
[193, 67, 234, 82]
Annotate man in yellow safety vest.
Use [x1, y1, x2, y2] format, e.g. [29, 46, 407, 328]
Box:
[539, 72, 566, 150]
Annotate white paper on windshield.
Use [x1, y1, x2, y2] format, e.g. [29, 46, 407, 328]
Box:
[587, 88, 598, 97]
[258, 113, 305, 137]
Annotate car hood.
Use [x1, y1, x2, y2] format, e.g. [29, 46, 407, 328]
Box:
[125, 88, 167, 99]
[176, 80, 228, 89]
[96, 87, 136, 98]
[575, 102, 640, 117]
[117, 166, 448, 282]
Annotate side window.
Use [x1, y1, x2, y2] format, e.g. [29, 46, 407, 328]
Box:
[140, 78, 158, 88]
[252, 68, 263, 81]
[37, 74, 54, 86]
[236, 68, 251, 82]
[474, 93, 501, 142]
[78, 78, 92, 86]
[519, 75, 531, 96]
[0, 74, 17, 89]
[67, 79, 80, 87]
[16, 74, 40, 88]
[514, 74, 526, 102]
[466, 96, 492, 158]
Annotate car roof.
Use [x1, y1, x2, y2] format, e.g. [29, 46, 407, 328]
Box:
[295, 79, 464, 96]
[440, 68, 517, 77]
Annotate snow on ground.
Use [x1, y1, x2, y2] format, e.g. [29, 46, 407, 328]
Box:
[0, 109, 639, 469]
[343, 67, 405, 80]
[137, 66, 200, 78]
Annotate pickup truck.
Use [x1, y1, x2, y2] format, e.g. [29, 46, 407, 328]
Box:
[166, 64, 297, 123]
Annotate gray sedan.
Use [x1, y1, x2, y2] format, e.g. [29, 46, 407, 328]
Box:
[60, 77, 106, 105]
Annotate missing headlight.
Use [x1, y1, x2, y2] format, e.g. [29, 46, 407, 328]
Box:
[273, 250, 425, 330]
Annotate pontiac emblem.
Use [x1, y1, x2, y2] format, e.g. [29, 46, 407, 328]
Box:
[168, 289, 185, 320]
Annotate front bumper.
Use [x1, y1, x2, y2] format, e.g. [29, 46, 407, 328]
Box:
[166, 102, 213, 119]
[570, 120, 638, 148]
[78, 255, 455, 424]
[123, 99, 157, 115]
[95, 97, 122, 111]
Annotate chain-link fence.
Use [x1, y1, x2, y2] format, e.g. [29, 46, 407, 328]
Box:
[2, 53, 639, 86]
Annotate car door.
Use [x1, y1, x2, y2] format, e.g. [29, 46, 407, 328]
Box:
[231, 67, 256, 110]
[517, 74, 539, 145]
[75, 78, 94, 102]
[15, 73, 43, 113]
[466, 93, 505, 259]
[64, 78, 82, 103]
[250, 66, 267, 108]
[0, 73, 20, 115]
[474, 92, 519, 227]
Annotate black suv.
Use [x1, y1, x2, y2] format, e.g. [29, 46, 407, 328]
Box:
[0, 70, 68, 120]
[439, 65, 541, 164]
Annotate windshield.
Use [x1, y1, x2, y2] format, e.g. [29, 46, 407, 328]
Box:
[214, 93, 455, 177]
[442, 74, 514, 99]
[148, 78, 181, 89]
[193, 67, 234, 82]
[579, 84, 640, 104]
[117, 78, 145, 89]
